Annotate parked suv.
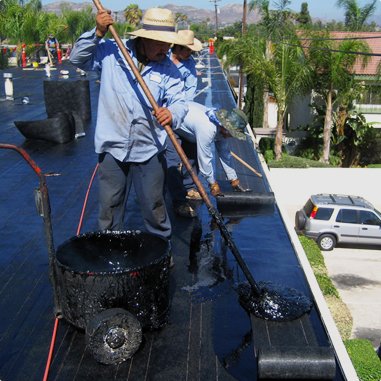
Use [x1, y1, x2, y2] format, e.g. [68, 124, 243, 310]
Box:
[295, 194, 381, 251]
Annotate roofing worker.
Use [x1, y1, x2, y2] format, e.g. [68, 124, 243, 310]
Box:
[175, 101, 249, 197]
[166, 30, 203, 217]
[170, 30, 202, 101]
[45, 33, 59, 60]
[69, 8, 188, 242]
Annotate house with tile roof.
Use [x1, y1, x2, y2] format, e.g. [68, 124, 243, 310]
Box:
[288, 31, 381, 130]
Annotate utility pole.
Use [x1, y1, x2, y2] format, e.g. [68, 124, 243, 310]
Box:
[210, 0, 221, 37]
[238, 0, 247, 109]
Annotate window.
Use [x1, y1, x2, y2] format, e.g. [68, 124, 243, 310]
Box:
[303, 200, 314, 216]
[336, 209, 358, 224]
[361, 85, 381, 105]
[359, 210, 381, 226]
[314, 208, 334, 221]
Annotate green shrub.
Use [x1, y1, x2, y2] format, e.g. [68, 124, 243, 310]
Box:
[300, 236, 380, 379]
[0, 51, 9, 70]
[264, 149, 274, 162]
[314, 273, 339, 297]
[299, 237, 339, 297]
[258, 137, 274, 153]
[344, 339, 381, 381]
[268, 153, 332, 168]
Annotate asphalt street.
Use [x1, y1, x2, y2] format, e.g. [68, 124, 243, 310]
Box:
[268, 167, 381, 349]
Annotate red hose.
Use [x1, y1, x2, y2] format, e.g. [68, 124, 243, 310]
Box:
[42, 317, 59, 381]
[76, 163, 99, 236]
[43, 162, 99, 380]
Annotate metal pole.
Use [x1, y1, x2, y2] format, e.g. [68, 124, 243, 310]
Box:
[238, 0, 247, 109]
[210, 0, 221, 36]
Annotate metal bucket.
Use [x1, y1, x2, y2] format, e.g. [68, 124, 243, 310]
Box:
[55, 230, 171, 331]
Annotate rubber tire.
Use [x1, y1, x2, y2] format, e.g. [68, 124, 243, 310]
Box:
[86, 308, 142, 365]
[317, 234, 336, 251]
[295, 210, 306, 231]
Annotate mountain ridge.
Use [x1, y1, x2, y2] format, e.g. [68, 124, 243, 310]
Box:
[42, 1, 380, 27]
[42, 1, 260, 25]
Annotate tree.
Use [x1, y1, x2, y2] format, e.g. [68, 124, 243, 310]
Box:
[243, 0, 300, 159]
[175, 12, 188, 28]
[61, 6, 94, 46]
[220, 31, 312, 160]
[306, 31, 370, 163]
[124, 4, 142, 28]
[336, 0, 377, 31]
[296, 2, 311, 26]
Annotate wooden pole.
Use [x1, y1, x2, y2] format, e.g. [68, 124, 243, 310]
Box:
[91, 0, 262, 297]
[230, 150, 262, 178]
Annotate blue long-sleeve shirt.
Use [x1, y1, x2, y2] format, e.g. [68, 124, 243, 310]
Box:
[170, 53, 198, 101]
[70, 28, 188, 163]
[175, 101, 237, 184]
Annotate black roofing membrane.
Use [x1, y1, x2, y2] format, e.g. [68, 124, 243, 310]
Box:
[0, 52, 345, 380]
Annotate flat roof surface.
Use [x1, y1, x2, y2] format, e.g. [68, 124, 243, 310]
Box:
[0, 52, 347, 380]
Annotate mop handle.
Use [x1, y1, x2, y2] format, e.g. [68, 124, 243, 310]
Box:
[92, 0, 212, 209]
[91, 0, 262, 297]
[230, 151, 262, 178]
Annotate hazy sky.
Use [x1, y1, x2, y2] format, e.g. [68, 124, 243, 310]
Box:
[41, 0, 381, 21]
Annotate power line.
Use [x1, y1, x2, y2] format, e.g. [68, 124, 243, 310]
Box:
[297, 35, 381, 42]
[284, 41, 381, 57]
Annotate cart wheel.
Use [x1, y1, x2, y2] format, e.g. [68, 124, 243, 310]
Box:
[86, 308, 142, 365]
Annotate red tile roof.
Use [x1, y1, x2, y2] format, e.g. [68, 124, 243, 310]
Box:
[329, 31, 381, 76]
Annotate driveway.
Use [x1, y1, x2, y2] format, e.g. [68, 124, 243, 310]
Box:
[268, 168, 381, 348]
[323, 246, 381, 348]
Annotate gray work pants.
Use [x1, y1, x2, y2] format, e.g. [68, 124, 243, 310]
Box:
[98, 152, 171, 240]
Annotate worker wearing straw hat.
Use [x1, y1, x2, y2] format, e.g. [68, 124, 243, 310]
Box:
[170, 30, 202, 101]
[166, 30, 204, 217]
[70, 8, 188, 241]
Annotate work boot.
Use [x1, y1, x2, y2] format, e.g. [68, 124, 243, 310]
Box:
[210, 182, 223, 197]
[230, 179, 251, 192]
[174, 203, 197, 218]
[186, 188, 202, 200]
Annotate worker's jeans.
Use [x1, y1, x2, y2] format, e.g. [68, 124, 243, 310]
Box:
[98, 152, 171, 240]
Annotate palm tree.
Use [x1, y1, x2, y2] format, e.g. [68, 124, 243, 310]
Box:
[336, 0, 377, 31]
[175, 12, 188, 27]
[243, 0, 298, 158]
[124, 4, 142, 28]
[221, 31, 312, 160]
[296, 2, 312, 26]
[306, 31, 370, 163]
[61, 6, 94, 46]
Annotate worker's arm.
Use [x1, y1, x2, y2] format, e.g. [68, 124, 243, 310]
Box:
[69, 9, 113, 70]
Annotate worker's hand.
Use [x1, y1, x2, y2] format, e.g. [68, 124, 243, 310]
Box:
[210, 182, 223, 197]
[154, 107, 173, 127]
[96, 9, 113, 38]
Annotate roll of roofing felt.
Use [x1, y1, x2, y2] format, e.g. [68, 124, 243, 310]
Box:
[14, 112, 75, 144]
[257, 346, 336, 380]
[43, 80, 91, 122]
[216, 192, 275, 218]
[217, 192, 275, 208]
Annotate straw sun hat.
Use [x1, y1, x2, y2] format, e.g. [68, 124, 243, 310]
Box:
[129, 8, 185, 45]
[177, 30, 203, 52]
